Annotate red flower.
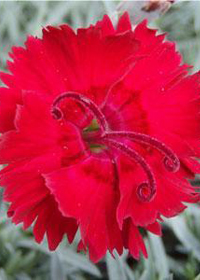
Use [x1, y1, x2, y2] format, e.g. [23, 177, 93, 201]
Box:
[0, 12, 200, 262]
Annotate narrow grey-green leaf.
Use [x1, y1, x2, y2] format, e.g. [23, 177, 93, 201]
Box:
[148, 233, 169, 279]
[194, 273, 200, 280]
[163, 273, 174, 280]
[140, 240, 156, 280]
[50, 253, 66, 280]
[0, 269, 8, 280]
[124, 264, 135, 280]
[106, 252, 127, 280]
[58, 248, 101, 278]
[170, 217, 200, 261]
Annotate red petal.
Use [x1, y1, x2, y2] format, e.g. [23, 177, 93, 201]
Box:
[0, 91, 87, 165]
[95, 15, 115, 36]
[103, 37, 199, 159]
[77, 240, 87, 253]
[122, 219, 147, 260]
[117, 154, 197, 227]
[103, 54, 187, 134]
[180, 158, 200, 179]
[45, 155, 123, 262]
[117, 12, 132, 33]
[146, 221, 162, 236]
[0, 87, 21, 132]
[1, 18, 139, 109]
[33, 195, 77, 249]
[0, 154, 77, 249]
[133, 20, 164, 55]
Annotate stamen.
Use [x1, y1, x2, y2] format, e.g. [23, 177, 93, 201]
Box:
[100, 139, 157, 202]
[52, 92, 109, 131]
[104, 131, 180, 173]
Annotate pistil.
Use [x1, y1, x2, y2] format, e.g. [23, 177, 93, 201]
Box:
[104, 131, 180, 173]
[52, 92, 109, 131]
[101, 139, 156, 202]
[52, 92, 180, 203]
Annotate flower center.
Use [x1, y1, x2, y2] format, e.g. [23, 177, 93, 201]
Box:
[52, 92, 180, 203]
[84, 118, 100, 132]
[83, 119, 107, 153]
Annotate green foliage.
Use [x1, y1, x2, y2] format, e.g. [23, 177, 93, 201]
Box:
[1, 1, 200, 279]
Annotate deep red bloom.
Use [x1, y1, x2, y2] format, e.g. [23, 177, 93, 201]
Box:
[0, 12, 200, 262]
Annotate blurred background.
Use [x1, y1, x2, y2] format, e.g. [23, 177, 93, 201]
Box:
[1, 1, 200, 279]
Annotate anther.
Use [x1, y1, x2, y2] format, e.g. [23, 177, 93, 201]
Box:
[52, 92, 109, 131]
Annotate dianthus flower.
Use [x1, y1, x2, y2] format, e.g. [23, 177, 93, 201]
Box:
[0, 12, 200, 262]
